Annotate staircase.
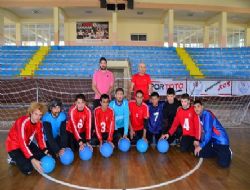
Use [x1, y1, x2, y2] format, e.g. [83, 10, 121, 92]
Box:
[20, 46, 50, 76]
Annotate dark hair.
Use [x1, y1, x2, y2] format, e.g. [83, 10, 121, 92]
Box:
[75, 94, 86, 102]
[100, 94, 110, 101]
[99, 57, 107, 63]
[115, 88, 124, 94]
[167, 88, 175, 95]
[135, 90, 144, 96]
[194, 99, 203, 106]
[48, 98, 62, 112]
[150, 91, 160, 98]
[181, 93, 190, 100]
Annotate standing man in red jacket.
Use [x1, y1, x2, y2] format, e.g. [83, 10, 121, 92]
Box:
[161, 93, 201, 152]
[6, 102, 48, 175]
[128, 62, 152, 103]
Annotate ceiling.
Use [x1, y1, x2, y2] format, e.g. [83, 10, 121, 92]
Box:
[5, 7, 250, 24]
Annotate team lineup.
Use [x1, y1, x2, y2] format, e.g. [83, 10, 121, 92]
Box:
[5, 57, 232, 175]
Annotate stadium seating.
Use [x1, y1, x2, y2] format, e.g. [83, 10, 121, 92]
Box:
[186, 47, 250, 78]
[1, 46, 250, 78]
[36, 46, 188, 78]
[0, 46, 39, 77]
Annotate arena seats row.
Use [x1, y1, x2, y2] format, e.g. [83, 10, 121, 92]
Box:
[38, 46, 188, 78]
[0, 46, 250, 78]
[186, 47, 250, 78]
[0, 46, 39, 77]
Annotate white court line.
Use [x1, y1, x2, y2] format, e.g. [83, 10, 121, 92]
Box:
[40, 158, 203, 190]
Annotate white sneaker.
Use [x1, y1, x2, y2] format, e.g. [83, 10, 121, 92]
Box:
[7, 155, 16, 165]
[229, 148, 233, 160]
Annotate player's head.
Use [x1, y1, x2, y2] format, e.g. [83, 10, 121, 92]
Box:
[48, 98, 62, 117]
[166, 88, 175, 104]
[75, 94, 86, 111]
[100, 94, 110, 110]
[99, 57, 107, 70]
[180, 93, 190, 109]
[135, 90, 144, 105]
[27, 102, 47, 124]
[138, 62, 146, 75]
[115, 88, 124, 103]
[150, 92, 160, 106]
[194, 99, 203, 115]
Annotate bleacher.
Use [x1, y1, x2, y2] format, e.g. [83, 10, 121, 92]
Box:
[0, 46, 39, 77]
[1, 46, 250, 79]
[186, 47, 250, 78]
[36, 46, 188, 78]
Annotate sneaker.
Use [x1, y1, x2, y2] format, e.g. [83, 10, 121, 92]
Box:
[7, 155, 16, 165]
[229, 148, 233, 160]
[170, 139, 177, 146]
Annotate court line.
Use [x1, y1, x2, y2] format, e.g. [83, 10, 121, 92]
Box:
[40, 158, 203, 190]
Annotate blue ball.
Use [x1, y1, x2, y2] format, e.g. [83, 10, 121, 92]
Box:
[100, 142, 113, 158]
[40, 155, 56, 174]
[118, 138, 131, 152]
[157, 139, 169, 153]
[136, 139, 148, 153]
[79, 146, 93, 161]
[60, 148, 74, 165]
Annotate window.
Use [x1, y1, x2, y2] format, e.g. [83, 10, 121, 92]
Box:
[227, 28, 245, 47]
[21, 23, 54, 46]
[4, 24, 16, 45]
[131, 34, 147, 41]
[209, 27, 219, 48]
[173, 25, 204, 48]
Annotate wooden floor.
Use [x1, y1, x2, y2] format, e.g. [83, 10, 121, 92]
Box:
[0, 128, 250, 190]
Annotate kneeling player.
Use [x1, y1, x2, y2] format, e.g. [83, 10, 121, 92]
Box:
[162, 93, 200, 152]
[66, 94, 92, 151]
[6, 102, 48, 175]
[194, 100, 232, 168]
[147, 92, 165, 144]
[129, 90, 149, 144]
[42, 98, 68, 158]
[109, 88, 129, 146]
[94, 94, 115, 147]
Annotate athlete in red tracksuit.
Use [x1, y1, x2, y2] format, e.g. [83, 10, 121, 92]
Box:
[66, 94, 92, 151]
[6, 102, 48, 175]
[162, 93, 201, 152]
[94, 94, 115, 146]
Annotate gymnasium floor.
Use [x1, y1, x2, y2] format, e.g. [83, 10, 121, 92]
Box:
[0, 128, 250, 190]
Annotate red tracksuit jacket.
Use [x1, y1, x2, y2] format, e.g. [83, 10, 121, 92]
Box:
[168, 106, 201, 140]
[6, 115, 47, 159]
[94, 107, 115, 142]
[66, 105, 92, 141]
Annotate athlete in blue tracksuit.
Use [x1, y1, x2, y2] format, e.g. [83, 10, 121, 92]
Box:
[42, 99, 68, 158]
[146, 92, 165, 144]
[109, 88, 129, 146]
[193, 100, 232, 168]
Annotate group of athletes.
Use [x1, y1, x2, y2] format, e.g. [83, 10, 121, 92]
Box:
[5, 57, 232, 175]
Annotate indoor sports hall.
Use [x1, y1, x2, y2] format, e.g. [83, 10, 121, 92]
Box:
[0, 0, 250, 190]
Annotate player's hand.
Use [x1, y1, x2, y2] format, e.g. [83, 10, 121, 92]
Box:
[142, 136, 148, 143]
[86, 142, 93, 152]
[31, 158, 43, 173]
[58, 148, 65, 157]
[44, 149, 49, 155]
[99, 140, 103, 147]
[123, 135, 129, 140]
[130, 129, 135, 139]
[109, 141, 115, 148]
[161, 134, 169, 139]
[194, 146, 202, 156]
[79, 141, 84, 151]
[193, 140, 200, 147]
